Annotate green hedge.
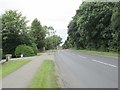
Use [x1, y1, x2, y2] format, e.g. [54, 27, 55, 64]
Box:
[0, 49, 2, 58]
[15, 45, 35, 57]
[31, 43, 38, 55]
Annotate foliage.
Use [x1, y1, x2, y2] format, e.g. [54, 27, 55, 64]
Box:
[1, 10, 60, 56]
[30, 18, 46, 51]
[0, 49, 2, 58]
[111, 2, 120, 52]
[44, 26, 62, 50]
[45, 35, 62, 50]
[31, 43, 38, 55]
[15, 45, 35, 57]
[62, 37, 73, 49]
[64, 2, 119, 52]
[2, 10, 33, 56]
[0, 29, 1, 49]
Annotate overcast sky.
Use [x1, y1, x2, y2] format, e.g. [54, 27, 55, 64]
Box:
[0, 0, 82, 43]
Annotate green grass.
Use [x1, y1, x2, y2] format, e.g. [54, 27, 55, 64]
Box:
[0, 60, 30, 78]
[29, 60, 59, 88]
[71, 49, 118, 57]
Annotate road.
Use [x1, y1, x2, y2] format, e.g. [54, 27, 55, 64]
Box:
[54, 50, 118, 88]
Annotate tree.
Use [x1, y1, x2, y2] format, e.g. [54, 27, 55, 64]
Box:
[2, 10, 32, 56]
[48, 26, 55, 36]
[45, 35, 62, 50]
[110, 2, 120, 52]
[65, 2, 118, 52]
[30, 18, 46, 51]
[0, 16, 2, 48]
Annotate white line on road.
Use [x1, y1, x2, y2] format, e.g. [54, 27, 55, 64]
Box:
[92, 59, 117, 68]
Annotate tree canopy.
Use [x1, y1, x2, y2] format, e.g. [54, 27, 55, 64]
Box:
[45, 35, 62, 50]
[2, 10, 33, 56]
[63, 2, 119, 52]
[1, 10, 62, 57]
[30, 18, 46, 51]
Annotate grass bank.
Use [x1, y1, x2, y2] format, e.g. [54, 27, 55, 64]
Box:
[71, 49, 118, 57]
[0, 60, 30, 78]
[29, 60, 59, 88]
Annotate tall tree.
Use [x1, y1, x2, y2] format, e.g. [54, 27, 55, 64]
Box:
[2, 10, 31, 56]
[45, 35, 62, 50]
[65, 2, 118, 52]
[30, 18, 46, 51]
[0, 16, 1, 58]
[111, 2, 120, 52]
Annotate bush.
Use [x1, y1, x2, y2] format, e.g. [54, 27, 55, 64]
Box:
[15, 45, 35, 57]
[0, 49, 2, 58]
[31, 43, 38, 55]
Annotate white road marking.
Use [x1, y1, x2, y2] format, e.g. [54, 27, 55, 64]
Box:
[92, 59, 117, 68]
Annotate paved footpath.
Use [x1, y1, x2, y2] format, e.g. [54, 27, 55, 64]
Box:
[1, 53, 54, 88]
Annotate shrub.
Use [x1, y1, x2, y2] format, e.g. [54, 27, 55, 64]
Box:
[0, 49, 2, 58]
[15, 45, 35, 57]
[31, 43, 38, 55]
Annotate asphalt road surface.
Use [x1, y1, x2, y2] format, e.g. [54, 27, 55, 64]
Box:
[54, 50, 118, 88]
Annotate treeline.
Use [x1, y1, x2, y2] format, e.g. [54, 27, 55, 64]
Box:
[1, 10, 62, 58]
[63, 2, 120, 52]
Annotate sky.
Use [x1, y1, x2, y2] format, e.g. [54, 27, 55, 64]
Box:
[0, 0, 82, 43]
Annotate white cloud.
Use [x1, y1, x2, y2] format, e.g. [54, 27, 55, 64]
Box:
[0, 0, 82, 43]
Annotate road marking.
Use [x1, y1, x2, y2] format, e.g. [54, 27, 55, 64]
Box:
[92, 59, 117, 68]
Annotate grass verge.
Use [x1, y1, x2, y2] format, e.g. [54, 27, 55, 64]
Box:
[0, 60, 30, 78]
[29, 60, 59, 88]
[71, 49, 118, 57]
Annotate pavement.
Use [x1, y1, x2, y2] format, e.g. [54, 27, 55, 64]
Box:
[1, 52, 54, 88]
[54, 50, 118, 88]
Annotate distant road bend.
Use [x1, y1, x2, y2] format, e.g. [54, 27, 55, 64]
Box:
[55, 50, 118, 88]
